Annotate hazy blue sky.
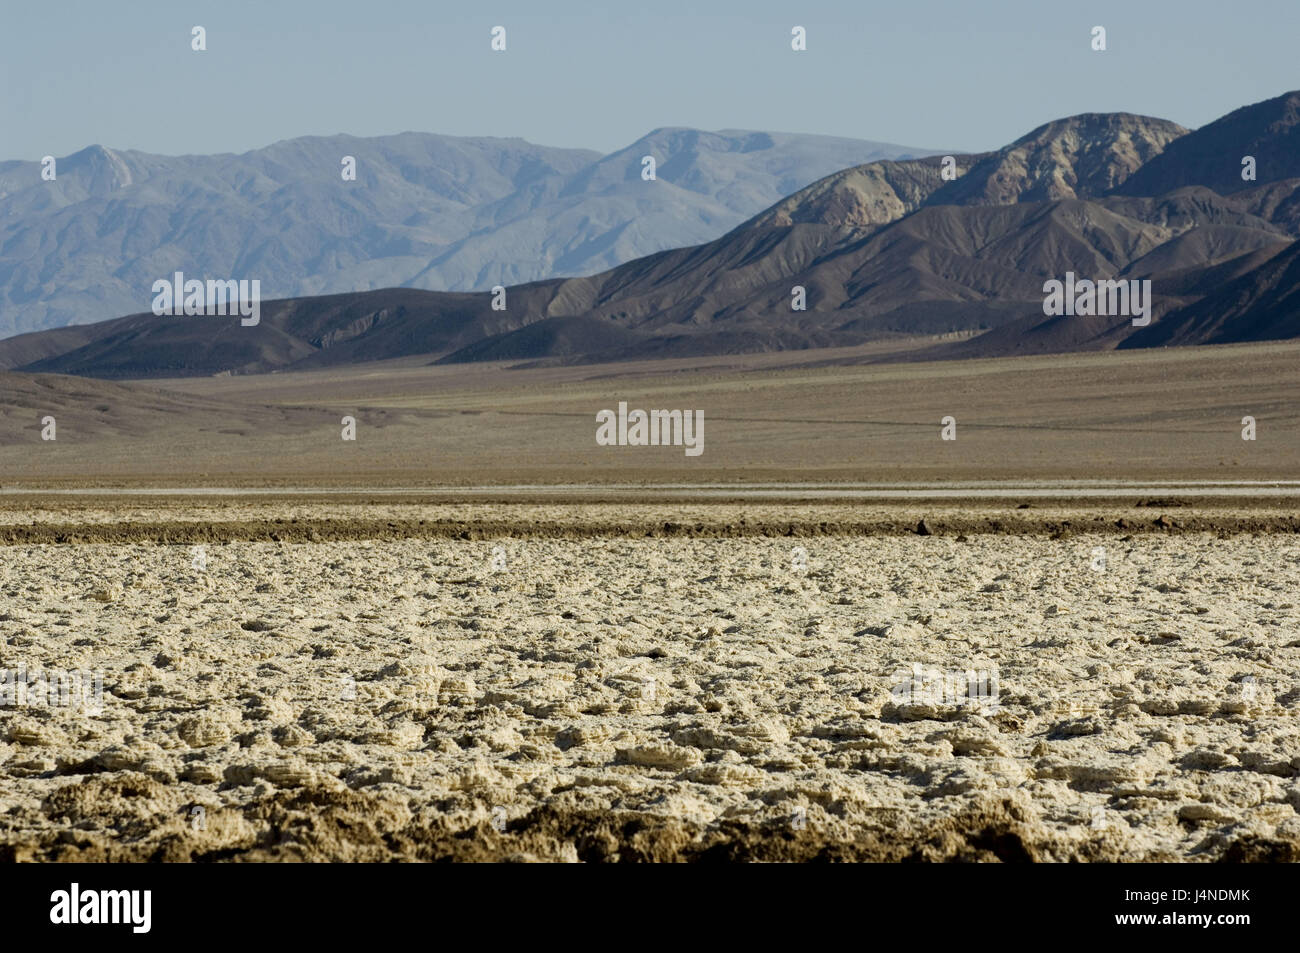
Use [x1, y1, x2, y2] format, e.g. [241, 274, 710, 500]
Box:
[3, 0, 1296, 159]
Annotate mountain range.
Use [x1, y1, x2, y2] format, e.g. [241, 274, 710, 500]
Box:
[0, 129, 933, 337]
[4, 91, 1300, 377]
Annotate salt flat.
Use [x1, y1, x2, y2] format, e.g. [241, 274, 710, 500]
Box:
[1, 504, 1297, 861]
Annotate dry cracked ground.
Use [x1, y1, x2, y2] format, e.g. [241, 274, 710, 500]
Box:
[2, 517, 1299, 862]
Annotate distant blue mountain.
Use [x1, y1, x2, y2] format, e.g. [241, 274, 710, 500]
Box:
[0, 129, 936, 337]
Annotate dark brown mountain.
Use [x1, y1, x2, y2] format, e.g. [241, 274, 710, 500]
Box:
[0, 288, 526, 379]
[437, 190, 1290, 365]
[1116, 91, 1300, 198]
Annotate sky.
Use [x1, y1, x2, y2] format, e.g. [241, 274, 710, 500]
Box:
[2, 0, 1297, 160]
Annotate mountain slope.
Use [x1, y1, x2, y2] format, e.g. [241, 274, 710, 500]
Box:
[1121, 239, 1300, 347]
[435, 197, 1224, 366]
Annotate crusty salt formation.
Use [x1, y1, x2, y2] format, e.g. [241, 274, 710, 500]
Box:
[1, 514, 1298, 862]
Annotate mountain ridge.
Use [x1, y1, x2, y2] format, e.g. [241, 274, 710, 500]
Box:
[9, 91, 1300, 376]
